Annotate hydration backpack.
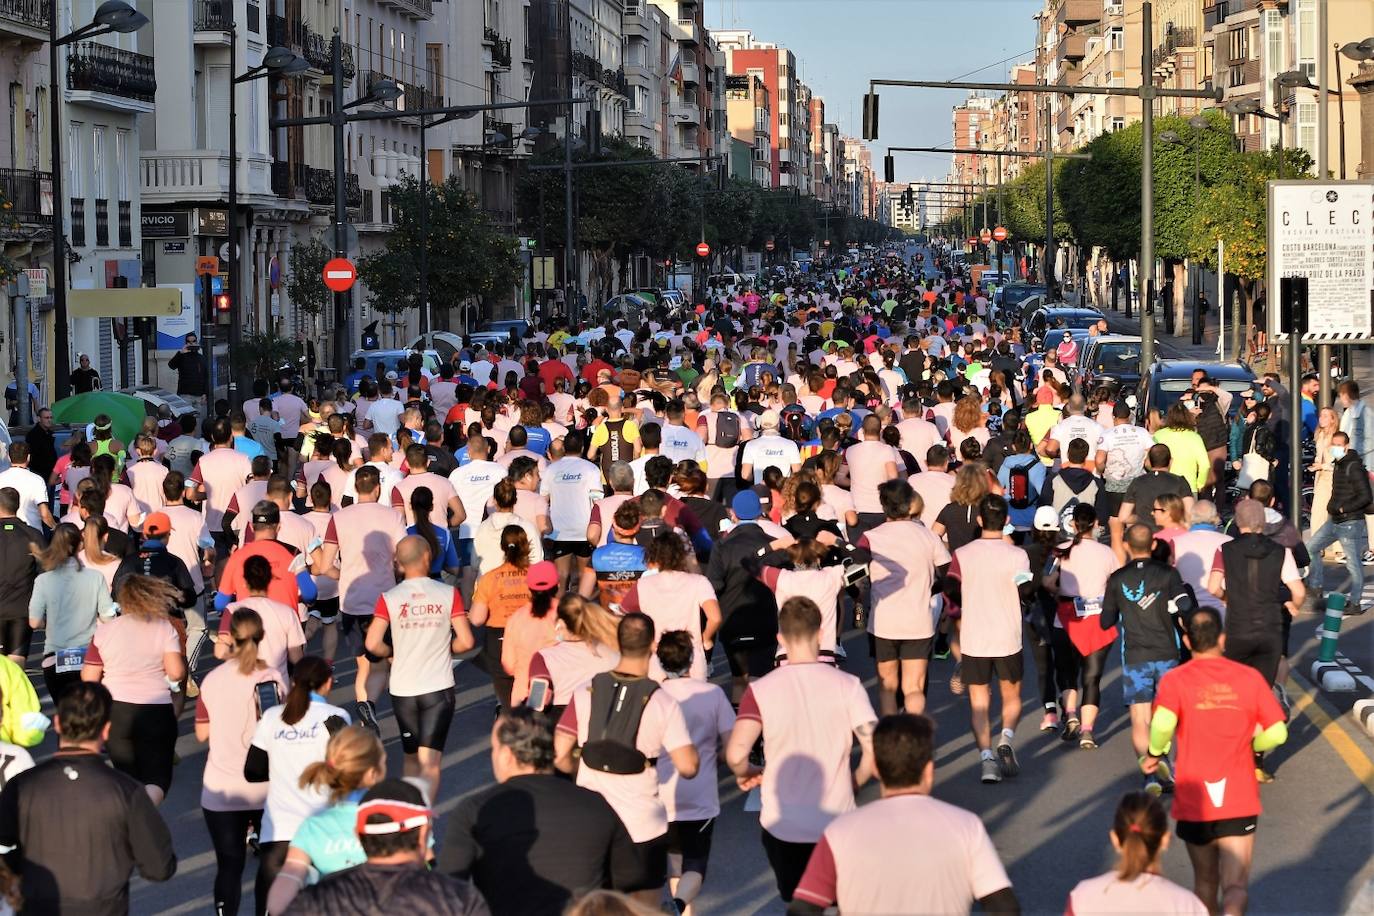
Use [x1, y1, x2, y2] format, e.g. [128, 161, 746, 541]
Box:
[579, 672, 660, 774]
[713, 411, 741, 449]
[1006, 457, 1038, 510]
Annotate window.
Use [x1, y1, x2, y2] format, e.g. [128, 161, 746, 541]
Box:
[426, 43, 443, 95]
[1264, 9, 1283, 79]
[1111, 117, 1125, 131]
[68, 123, 82, 197]
[92, 126, 105, 199]
[1108, 27, 1124, 51]
[115, 130, 129, 200]
[1297, 101, 1317, 152]
[1228, 27, 1247, 62]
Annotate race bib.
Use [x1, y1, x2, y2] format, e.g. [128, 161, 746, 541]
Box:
[55, 647, 87, 674]
[1073, 597, 1104, 618]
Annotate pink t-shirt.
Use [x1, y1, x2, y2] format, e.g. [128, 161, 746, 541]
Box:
[528, 640, 620, 707]
[273, 393, 310, 438]
[319, 464, 351, 509]
[226, 480, 270, 537]
[759, 566, 846, 653]
[220, 597, 305, 679]
[195, 663, 287, 811]
[621, 570, 717, 679]
[1066, 871, 1207, 916]
[162, 503, 211, 593]
[125, 460, 169, 515]
[104, 483, 141, 533]
[299, 459, 334, 494]
[657, 677, 735, 821]
[192, 448, 254, 530]
[302, 510, 339, 601]
[736, 663, 877, 842]
[860, 519, 951, 640]
[909, 471, 955, 525]
[950, 539, 1029, 658]
[589, 494, 633, 546]
[324, 502, 408, 616]
[557, 685, 691, 842]
[845, 441, 901, 515]
[1171, 529, 1231, 613]
[87, 616, 181, 705]
[1057, 539, 1120, 600]
[513, 489, 550, 531]
[793, 794, 1011, 914]
[390, 471, 458, 530]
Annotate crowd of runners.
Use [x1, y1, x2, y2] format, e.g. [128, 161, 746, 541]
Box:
[0, 239, 1366, 916]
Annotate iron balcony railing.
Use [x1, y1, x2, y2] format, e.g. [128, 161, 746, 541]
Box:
[66, 41, 157, 103]
[0, 0, 49, 30]
[0, 168, 51, 225]
[194, 0, 232, 31]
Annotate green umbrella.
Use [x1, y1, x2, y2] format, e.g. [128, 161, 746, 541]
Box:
[51, 391, 147, 445]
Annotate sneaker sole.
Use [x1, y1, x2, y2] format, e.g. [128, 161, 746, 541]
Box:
[1143, 781, 1163, 797]
[981, 770, 1002, 784]
[996, 744, 1019, 777]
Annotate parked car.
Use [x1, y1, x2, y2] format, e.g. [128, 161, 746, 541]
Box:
[1136, 359, 1256, 424]
[995, 282, 1047, 313]
[350, 349, 443, 378]
[1077, 335, 1143, 394]
[1024, 306, 1105, 343]
[406, 332, 466, 363]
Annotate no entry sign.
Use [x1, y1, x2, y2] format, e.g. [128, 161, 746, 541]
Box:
[323, 258, 356, 293]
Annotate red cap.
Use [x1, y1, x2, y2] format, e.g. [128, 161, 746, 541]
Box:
[526, 560, 559, 591]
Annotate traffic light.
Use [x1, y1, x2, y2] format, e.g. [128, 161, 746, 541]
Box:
[883, 154, 894, 184]
[214, 293, 231, 326]
[862, 92, 879, 140]
[1279, 276, 1308, 336]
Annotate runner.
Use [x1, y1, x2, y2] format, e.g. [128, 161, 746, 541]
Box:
[1065, 792, 1207, 914]
[542, 430, 603, 591]
[1142, 607, 1286, 915]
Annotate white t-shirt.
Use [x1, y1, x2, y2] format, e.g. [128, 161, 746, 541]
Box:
[737, 663, 877, 843]
[0, 740, 34, 791]
[449, 459, 505, 539]
[658, 424, 707, 466]
[741, 434, 802, 483]
[375, 577, 465, 696]
[251, 699, 352, 842]
[1048, 414, 1106, 460]
[861, 519, 950, 640]
[343, 461, 403, 505]
[366, 397, 406, 437]
[541, 456, 604, 541]
[0, 467, 47, 529]
[1099, 423, 1156, 492]
[657, 677, 735, 821]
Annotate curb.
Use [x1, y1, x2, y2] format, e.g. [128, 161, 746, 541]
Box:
[1355, 700, 1374, 740]
[1333, 652, 1374, 740]
[1311, 658, 1358, 693]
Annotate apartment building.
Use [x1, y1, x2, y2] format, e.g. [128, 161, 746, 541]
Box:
[1151, 0, 1204, 116]
[623, 0, 671, 155]
[724, 72, 770, 186]
[716, 30, 808, 190]
[648, 0, 711, 166]
[950, 95, 994, 187]
[809, 96, 829, 203]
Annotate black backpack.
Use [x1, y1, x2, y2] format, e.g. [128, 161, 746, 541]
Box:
[579, 672, 660, 774]
[713, 411, 741, 449]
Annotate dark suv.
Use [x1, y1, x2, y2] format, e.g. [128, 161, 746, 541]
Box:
[1136, 359, 1257, 423]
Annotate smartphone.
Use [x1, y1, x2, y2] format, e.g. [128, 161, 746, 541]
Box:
[255, 681, 282, 717]
[843, 562, 870, 587]
[525, 679, 549, 712]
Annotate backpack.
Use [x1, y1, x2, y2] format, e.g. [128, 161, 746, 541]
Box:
[1051, 475, 1100, 535]
[1006, 457, 1038, 510]
[713, 411, 741, 449]
[781, 409, 810, 442]
[579, 672, 660, 774]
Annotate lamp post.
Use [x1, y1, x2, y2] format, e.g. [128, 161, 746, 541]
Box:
[49, 0, 149, 401]
[229, 44, 308, 405]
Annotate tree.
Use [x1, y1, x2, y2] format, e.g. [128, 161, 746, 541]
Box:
[284, 235, 332, 317]
[238, 331, 302, 381]
[358, 173, 522, 321]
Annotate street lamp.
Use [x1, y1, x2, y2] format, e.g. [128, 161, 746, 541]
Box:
[226, 44, 308, 403]
[49, 0, 149, 401]
[1336, 39, 1374, 180]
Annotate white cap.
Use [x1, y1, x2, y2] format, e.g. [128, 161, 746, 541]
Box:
[1033, 505, 1060, 531]
[759, 409, 781, 429]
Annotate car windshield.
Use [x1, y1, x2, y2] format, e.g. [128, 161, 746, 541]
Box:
[1094, 344, 1141, 371]
[1055, 314, 1102, 329]
[1156, 377, 1254, 414]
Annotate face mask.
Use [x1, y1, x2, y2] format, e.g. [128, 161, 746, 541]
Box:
[1330, 446, 1347, 461]
[1002, 523, 1015, 536]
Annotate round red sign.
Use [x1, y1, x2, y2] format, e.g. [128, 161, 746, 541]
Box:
[696, 241, 710, 258]
[322, 258, 356, 293]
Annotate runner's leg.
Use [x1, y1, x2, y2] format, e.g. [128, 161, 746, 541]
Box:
[1185, 840, 1222, 916]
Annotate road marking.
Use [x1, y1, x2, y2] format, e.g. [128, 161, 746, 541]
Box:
[1286, 676, 1374, 795]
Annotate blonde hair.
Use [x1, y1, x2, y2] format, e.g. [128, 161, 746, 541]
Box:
[113, 574, 181, 621]
[556, 594, 619, 650]
[298, 725, 385, 802]
[564, 891, 661, 916]
[949, 463, 991, 507]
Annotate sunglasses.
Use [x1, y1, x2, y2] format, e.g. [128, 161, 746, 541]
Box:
[1151, 506, 1167, 514]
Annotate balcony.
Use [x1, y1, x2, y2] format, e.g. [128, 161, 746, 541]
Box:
[1057, 0, 1099, 27]
[483, 25, 498, 45]
[671, 98, 699, 125]
[0, 0, 48, 43]
[67, 41, 156, 112]
[0, 168, 51, 228]
[670, 17, 700, 45]
[483, 118, 516, 149]
[397, 82, 437, 122]
[141, 150, 279, 205]
[377, 0, 432, 20]
[681, 62, 699, 86]
[194, 0, 232, 40]
[1057, 31, 1089, 64]
[488, 37, 512, 71]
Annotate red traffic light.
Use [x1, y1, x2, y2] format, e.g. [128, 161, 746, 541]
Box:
[765, 239, 775, 251]
[696, 241, 710, 258]
[214, 293, 231, 312]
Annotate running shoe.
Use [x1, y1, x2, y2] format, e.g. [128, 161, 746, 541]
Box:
[1078, 731, 1098, 750]
[1143, 777, 1163, 797]
[1060, 716, 1081, 742]
[1039, 707, 1060, 732]
[1255, 767, 1276, 784]
[949, 665, 965, 696]
[980, 757, 1002, 784]
[355, 700, 382, 737]
[996, 739, 1019, 778]
[1273, 683, 1291, 721]
[1363, 549, 1373, 565]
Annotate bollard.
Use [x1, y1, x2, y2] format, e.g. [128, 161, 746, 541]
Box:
[1318, 593, 1347, 663]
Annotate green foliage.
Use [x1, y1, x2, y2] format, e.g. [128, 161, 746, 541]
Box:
[284, 235, 332, 317]
[238, 332, 301, 380]
[358, 173, 523, 316]
[1188, 145, 1313, 282]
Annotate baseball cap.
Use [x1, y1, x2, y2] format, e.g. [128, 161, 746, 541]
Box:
[1033, 505, 1060, 532]
[459, 360, 472, 371]
[250, 500, 281, 526]
[731, 490, 762, 521]
[143, 512, 172, 538]
[759, 409, 781, 429]
[526, 561, 559, 591]
[355, 779, 431, 836]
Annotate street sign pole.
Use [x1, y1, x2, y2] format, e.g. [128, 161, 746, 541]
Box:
[13, 276, 31, 428]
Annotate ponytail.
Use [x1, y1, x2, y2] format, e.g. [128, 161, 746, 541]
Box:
[501, 524, 531, 570]
[226, 608, 266, 676]
[1112, 791, 1168, 881]
[409, 486, 440, 563]
[298, 725, 384, 802]
[281, 656, 332, 726]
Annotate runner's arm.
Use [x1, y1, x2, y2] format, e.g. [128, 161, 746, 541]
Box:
[364, 617, 392, 659]
[1146, 706, 1178, 758]
[1253, 720, 1288, 753]
[266, 848, 313, 915]
[852, 720, 877, 788]
[724, 716, 764, 788]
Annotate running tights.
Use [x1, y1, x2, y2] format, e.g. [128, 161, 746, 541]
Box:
[1023, 622, 1056, 707]
[255, 840, 290, 916]
[1051, 629, 1110, 708]
[202, 807, 261, 916]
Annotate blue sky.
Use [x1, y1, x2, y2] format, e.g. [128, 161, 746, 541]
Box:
[710, 0, 1041, 183]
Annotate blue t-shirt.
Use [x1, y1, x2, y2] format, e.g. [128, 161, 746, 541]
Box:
[232, 435, 266, 460]
[408, 523, 460, 575]
[291, 791, 366, 878]
[523, 425, 553, 457]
